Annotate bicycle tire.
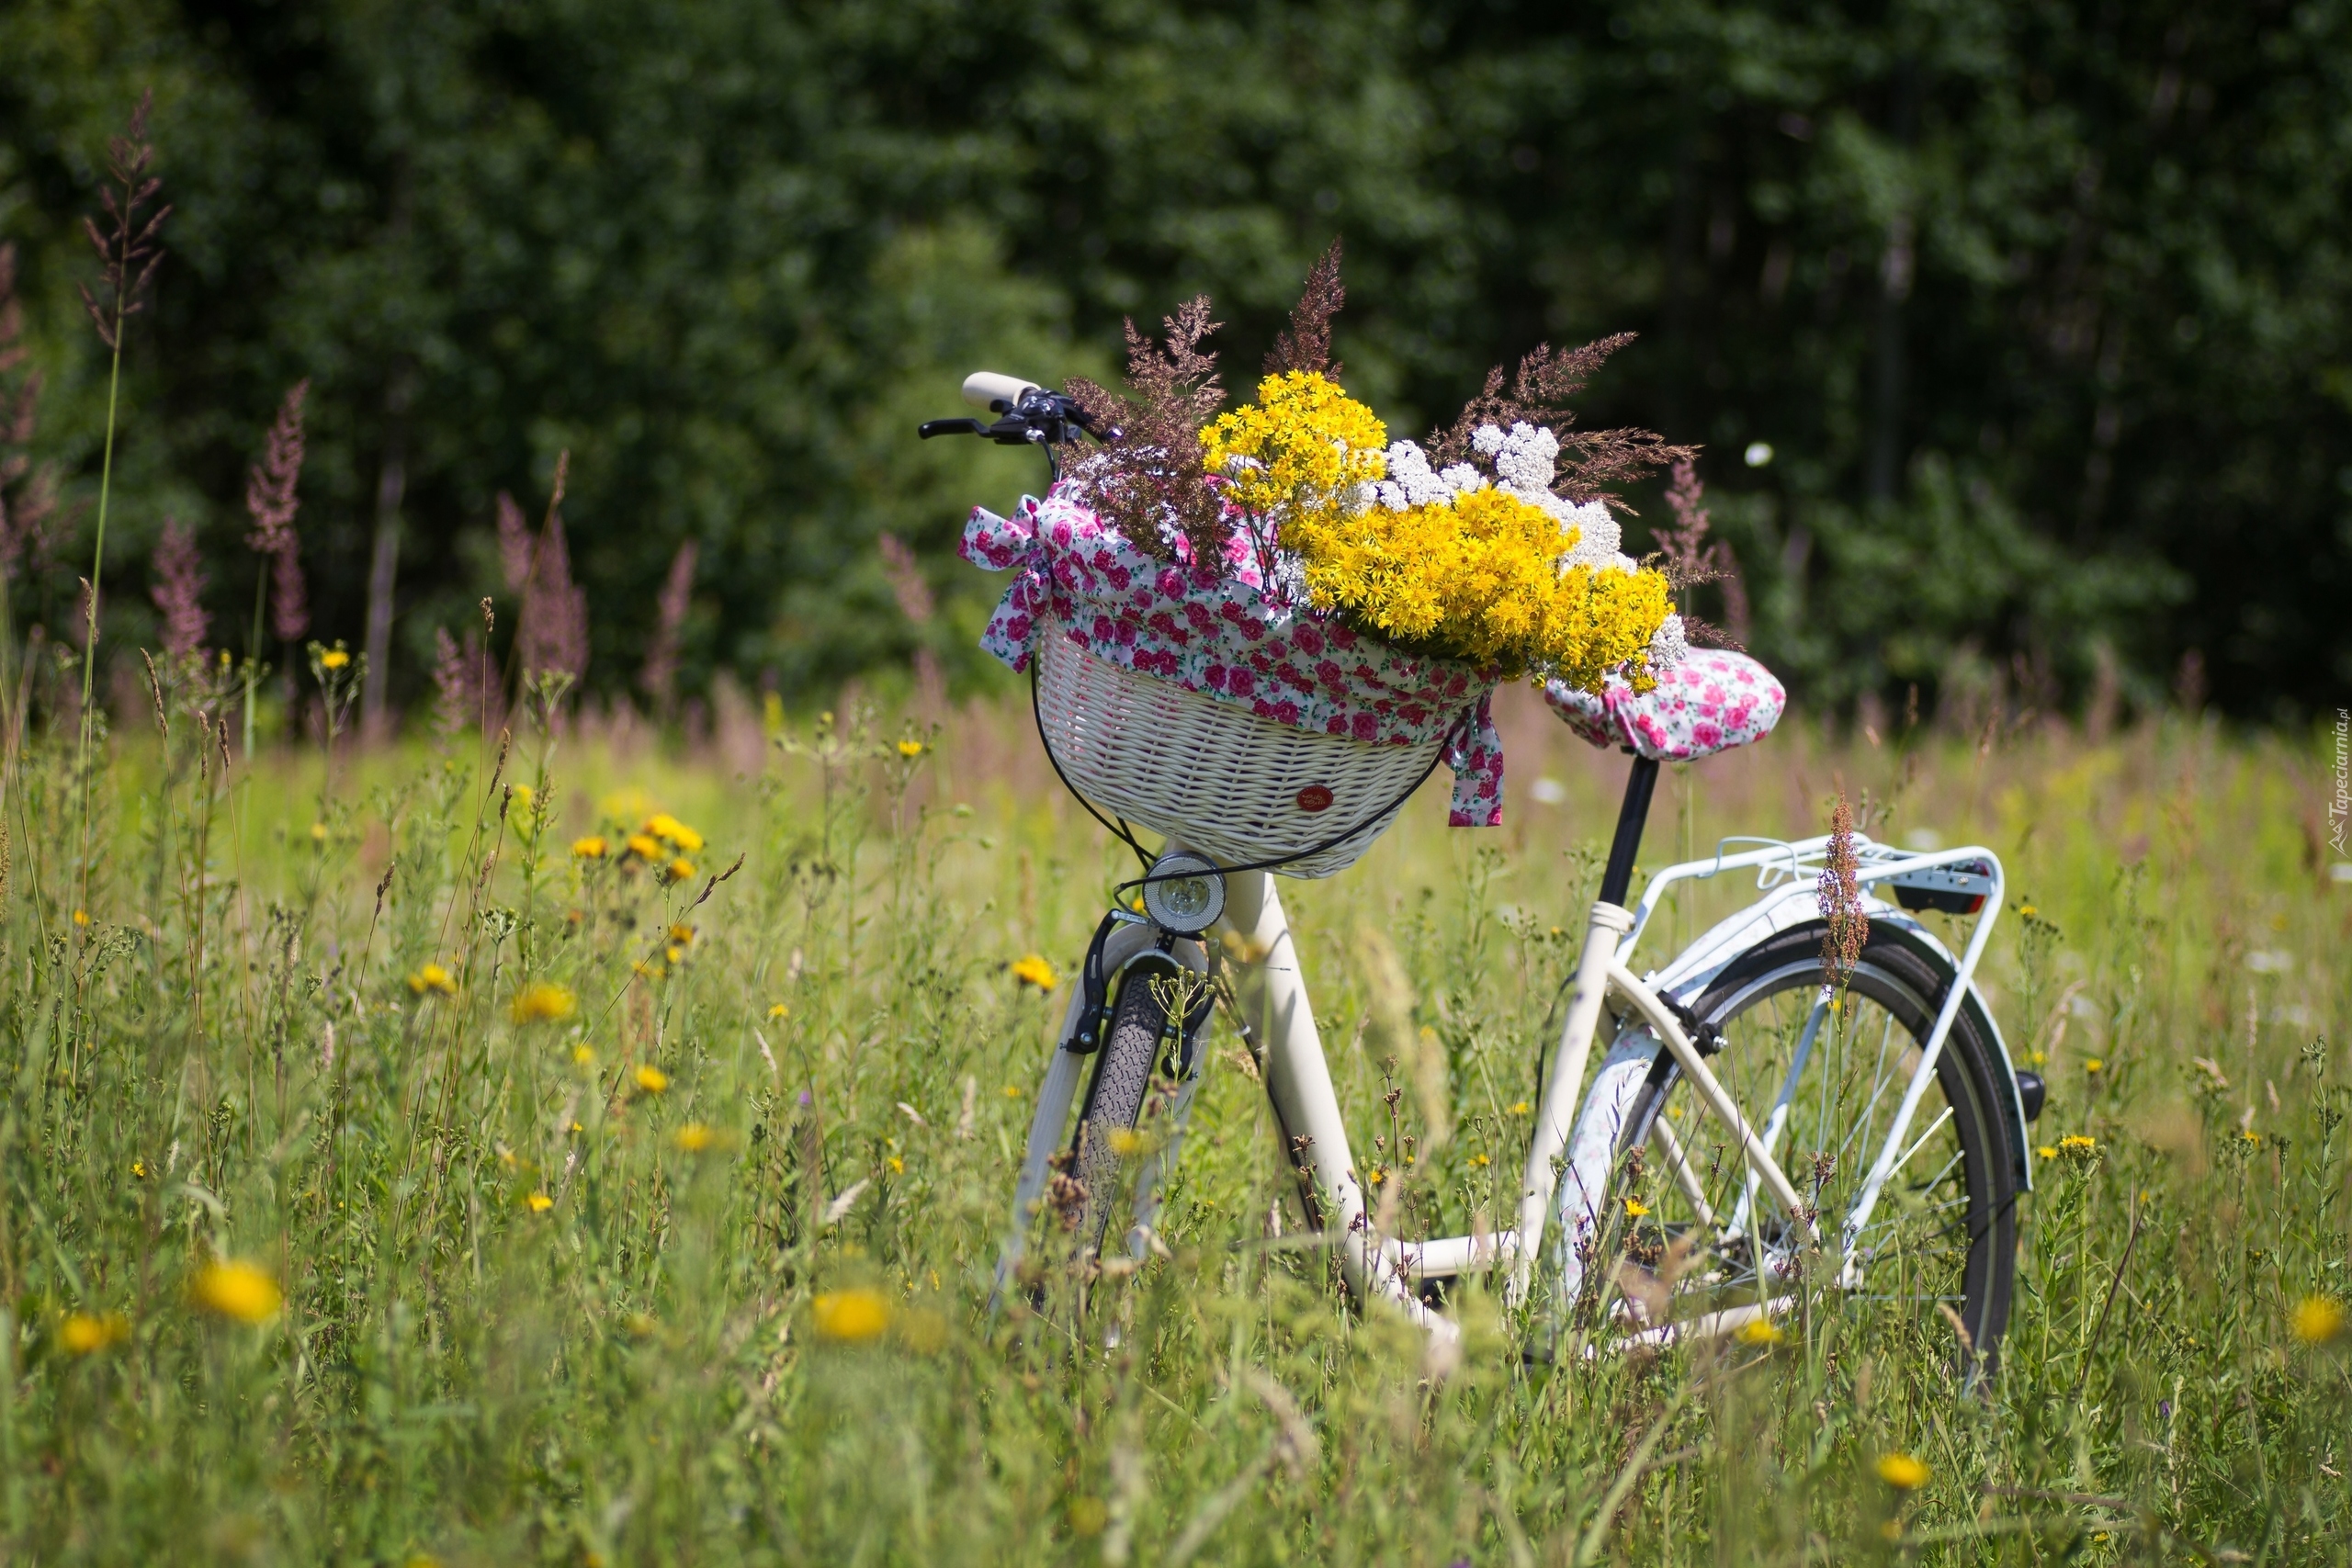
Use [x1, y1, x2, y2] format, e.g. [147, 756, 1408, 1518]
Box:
[1069, 956, 1183, 1263]
[1606, 919, 2020, 1376]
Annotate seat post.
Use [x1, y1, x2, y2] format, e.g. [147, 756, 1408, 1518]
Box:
[1597, 753, 1660, 908]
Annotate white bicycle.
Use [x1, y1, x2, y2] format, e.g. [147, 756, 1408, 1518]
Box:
[926, 375, 2045, 1369]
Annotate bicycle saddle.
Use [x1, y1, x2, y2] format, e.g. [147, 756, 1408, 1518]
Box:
[1544, 648, 1784, 761]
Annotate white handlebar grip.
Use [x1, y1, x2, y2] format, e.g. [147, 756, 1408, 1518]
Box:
[963, 371, 1041, 412]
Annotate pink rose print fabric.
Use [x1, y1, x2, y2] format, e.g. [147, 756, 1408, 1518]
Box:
[961, 486, 1507, 826]
[1543, 649, 1784, 761]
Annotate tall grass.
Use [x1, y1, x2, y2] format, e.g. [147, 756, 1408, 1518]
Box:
[0, 672, 2343, 1565]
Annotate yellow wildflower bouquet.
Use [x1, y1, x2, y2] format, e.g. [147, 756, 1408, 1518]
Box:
[1204, 368, 1676, 686]
[1069, 243, 1690, 692]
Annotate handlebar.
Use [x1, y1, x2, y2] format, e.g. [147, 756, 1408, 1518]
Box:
[918, 370, 1116, 481]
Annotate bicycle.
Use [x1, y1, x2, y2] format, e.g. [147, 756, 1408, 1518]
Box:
[925, 373, 2047, 1369]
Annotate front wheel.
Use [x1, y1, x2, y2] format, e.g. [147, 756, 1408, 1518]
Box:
[1069, 955, 1204, 1264]
[1589, 920, 2021, 1377]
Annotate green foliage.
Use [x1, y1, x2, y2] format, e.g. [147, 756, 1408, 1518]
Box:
[0, 0, 2347, 719]
[0, 678, 2344, 1562]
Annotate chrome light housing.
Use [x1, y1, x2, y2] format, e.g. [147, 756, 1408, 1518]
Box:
[1141, 851, 1225, 934]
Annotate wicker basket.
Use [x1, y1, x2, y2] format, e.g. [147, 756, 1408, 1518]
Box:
[1035, 622, 1450, 878]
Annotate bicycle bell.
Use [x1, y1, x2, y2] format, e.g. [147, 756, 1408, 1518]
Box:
[1141, 851, 1226, 934]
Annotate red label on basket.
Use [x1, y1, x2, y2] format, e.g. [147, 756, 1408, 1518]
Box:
[1295, 784, 1334, 813]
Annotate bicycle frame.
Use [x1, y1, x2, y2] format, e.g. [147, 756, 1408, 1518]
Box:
[996, 762, 2023, 1345]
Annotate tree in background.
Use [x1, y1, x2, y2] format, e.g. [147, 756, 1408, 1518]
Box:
[0, 0, 2342, 726]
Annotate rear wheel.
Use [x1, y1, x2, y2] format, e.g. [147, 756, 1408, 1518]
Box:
[1600, 920, 2020, 1376]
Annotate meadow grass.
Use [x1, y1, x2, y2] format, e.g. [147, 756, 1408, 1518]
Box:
[0, 671, 2345, 1565]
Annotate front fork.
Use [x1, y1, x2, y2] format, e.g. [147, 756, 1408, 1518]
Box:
[991, 919, 1209, 1307]
[993, 870, 1454, 1342]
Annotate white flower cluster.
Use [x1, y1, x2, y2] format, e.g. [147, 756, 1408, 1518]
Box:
[1647, 611, 1689, 671]
[1371, 423, 1639, 576]
[1371, 440, 1479, 510]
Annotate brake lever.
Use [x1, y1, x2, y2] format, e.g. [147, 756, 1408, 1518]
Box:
[918, 417, 990, 440]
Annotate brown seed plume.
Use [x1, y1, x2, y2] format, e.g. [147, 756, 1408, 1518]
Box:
[1817, 793, 1868, 993]
[1063, 297, 1227, 564]
[1654, 459, 1749, 648]
[149, 514, 209, 659]
[78, 91, 170, 355]
[1265, 238, 1345, 378]
[638, 539, 699, 705]
[245, 379, 311, 640]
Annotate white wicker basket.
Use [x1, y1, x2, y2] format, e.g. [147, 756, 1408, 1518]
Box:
[1035, 621, 1451, 878]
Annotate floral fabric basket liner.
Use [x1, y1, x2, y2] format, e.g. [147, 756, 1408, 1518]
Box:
[963, 486, 1507, 828]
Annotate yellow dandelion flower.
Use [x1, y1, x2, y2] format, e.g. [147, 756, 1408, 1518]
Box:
[310, 822, 327, 841]
[1735, 1318, 1784, 1346]
[674, 1123, 717, 1154]
[666, 857, 695, 883]
[897, 739, 924, 758]
[1003, 1085, 1023, 1099]
[572, 836, 608, 859]
[525, 1192, 554, 1213]
[2241, 1128, 2263, 1145]
[72, 908, 90, 927]
[625, 833, 662, 862]
[513, 784, 535, 811]
[669, 922, 696, 945]
[319, 649, 350, 671]
[887, 1155, 904, 1174]
[1105, 1128, 1147, 1156]
[2058, 1134, 2098, 1159]
[407, 963, 458, 998]
[1010, 953, 1058, 990]
[2084, 1057, 2104, 1073]
[130, 1160, 147, 1179]
[1623, 1197, 1650, 1217]
[640, 813, 705, 854]
[1469, 1152, 1489, 1167]
[59, 1312, 130, 1354]
[509, 980, 575, 1024]
[2291, 1296, 2345, 1345]
[635, 1065, 670, 1094]
[2037, 1145, 2058, 1159]
[189, 1260, 282, 1324]
[665, 944, 685, 964]
[1509, 1100, 1532, 1116]
[571, 1043, 596, 1066]
[812, 1287, 891, 1343]
[767, 1002, 789, 1019]
[1875, 1452, 1929, 1490]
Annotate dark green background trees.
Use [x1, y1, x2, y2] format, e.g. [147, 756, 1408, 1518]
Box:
[2, 0, 2345, 722]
